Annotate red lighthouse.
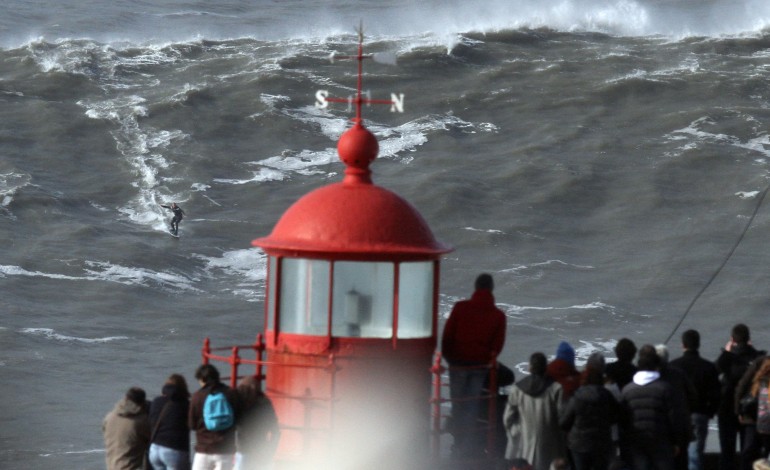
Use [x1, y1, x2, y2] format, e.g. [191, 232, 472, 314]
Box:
[251, 35, 451, 470]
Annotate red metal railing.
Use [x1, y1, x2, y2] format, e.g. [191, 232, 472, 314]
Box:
[200, 339, 501, 466]
[429, 352, 500, 466]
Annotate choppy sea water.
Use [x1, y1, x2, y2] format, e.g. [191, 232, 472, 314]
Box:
[3, 0, 770, 467]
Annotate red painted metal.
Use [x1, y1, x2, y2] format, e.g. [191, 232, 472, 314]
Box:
[246, 28, 456, 468]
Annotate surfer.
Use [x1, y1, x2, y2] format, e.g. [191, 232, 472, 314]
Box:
[161, 202, 185, 235]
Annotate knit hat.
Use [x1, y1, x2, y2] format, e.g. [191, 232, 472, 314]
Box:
[556, 341, 575, 365]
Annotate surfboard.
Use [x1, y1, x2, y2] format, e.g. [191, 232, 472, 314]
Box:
[169, 230, 180, 238]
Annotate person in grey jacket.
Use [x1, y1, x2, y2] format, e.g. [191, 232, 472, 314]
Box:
[504, 352, 567, 470]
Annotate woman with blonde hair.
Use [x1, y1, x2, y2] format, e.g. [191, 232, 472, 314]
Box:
[149, 373, 192, 469]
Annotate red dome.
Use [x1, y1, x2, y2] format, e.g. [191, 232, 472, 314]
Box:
[252, 181, 450, 260]
[253, 121, 450, 259]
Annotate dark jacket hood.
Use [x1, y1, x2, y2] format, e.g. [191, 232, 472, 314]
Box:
[516, 374, 554, 397]
[162, 383, 188, 401]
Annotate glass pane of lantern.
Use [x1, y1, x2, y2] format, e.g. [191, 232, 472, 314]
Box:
[266, 256, 277, 331]
[397, 261, 434, 338]
[332, 261, 394, 338]
[279, 258, 330, 335]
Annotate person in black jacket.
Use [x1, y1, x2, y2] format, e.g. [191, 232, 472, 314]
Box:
[620, 344, 689, 470]
[560, 352, 620, 470]
[606, 338, 638, 392]
[149, 373, 191, 470]
[669, 329, 721, 470]
[715, 323, 764, 470]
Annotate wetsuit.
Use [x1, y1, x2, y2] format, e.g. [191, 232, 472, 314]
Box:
[161, 204, 184, 234]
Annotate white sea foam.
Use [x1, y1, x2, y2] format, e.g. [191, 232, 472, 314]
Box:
[0, 262, 200, 292]
[500, 259, 595, 274]
[736, 191, 760, 199]
[0, 171, 31, 217]
[194, 249, 266, 301]
[497, 301, 616, 317]
[667, 116, 770, 160]
[20, 328, 129, 344]
[83, 261, 201, 292]
[217, 108, 497, 184]
[464, 227, 504, 234]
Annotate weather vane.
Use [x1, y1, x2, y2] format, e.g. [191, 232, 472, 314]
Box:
[314, 22, 404, 122]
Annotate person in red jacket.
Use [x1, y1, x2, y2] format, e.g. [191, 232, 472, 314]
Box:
[441, 273, 507, 458]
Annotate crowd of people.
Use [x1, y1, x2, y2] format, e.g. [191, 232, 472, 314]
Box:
[442, 273, 770, 470]
[102, 364, 279, 470]
[103, 271, 770, 470]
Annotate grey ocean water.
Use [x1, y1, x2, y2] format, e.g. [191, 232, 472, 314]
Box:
[3, 0, 770, 467]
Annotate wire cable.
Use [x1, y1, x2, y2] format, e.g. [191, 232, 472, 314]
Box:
[664, 184, 770, 345]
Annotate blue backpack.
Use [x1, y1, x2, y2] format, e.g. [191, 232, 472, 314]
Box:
[203, 391, 234, 432]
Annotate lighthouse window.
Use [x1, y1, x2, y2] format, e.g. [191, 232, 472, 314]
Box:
[266, 256, 277, 331]
[397, 261, 434, 338]
[331, 261, 394, 338]
[279, 258, 330, 335]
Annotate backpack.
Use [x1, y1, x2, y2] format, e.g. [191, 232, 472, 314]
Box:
[203, 391, 234, 432]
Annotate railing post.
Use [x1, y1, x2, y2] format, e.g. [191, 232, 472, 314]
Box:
[255, 334, 265, 383]
[202, 337, 211, 364]
[230, 346, 240, 389]
[486, 359, 498, 456]
[430, 352, 444, 459]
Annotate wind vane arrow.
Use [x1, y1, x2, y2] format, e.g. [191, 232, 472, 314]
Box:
[315, 22, 404, 120]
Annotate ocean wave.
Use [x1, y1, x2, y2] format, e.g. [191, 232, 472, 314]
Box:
[0, 262, 201, 292]
[500, 259, 595, 274]
[666, 114, 770, 159]
[193, 249, 266, 301]
[19, 328, 129, 344]
[0, 171, 31, 218]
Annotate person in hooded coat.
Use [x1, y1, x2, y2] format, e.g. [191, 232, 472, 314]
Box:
[442, 273, 507, 457]
[103, 386, 151, 470]
[548, 341, 581, 401]
[620, 344, 689, 470]
[560, 352, 620, 470]
[149, 373, 191, 470]
[504, 352, 567, 470]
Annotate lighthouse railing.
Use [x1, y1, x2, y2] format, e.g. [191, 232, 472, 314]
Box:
[200, 337, 341, 461]
[201, 335, 268, 388]
[430, 352, 501, 465]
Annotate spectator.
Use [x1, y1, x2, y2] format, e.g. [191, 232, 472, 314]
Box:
[149, 373, 191, 470]
[606, 338, 638, 392]
[560, 352, 620, 470]
[103, 386, 151, 470]
[234, 375, 280, 470]
[735, 355, 770, 470]
[441, 273, 507, 458]
[716, 323, 764, 470]
[669, 329, 721, 470]
[504, 352, 567, 470]
[656, 344, 696, 470]
[548, 341, 581, 401]
[189, 364, 238, 470]
[620, 344, 689, 470]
